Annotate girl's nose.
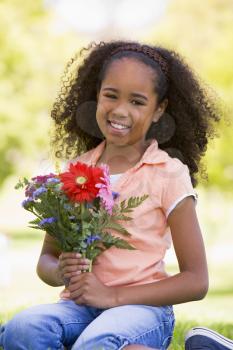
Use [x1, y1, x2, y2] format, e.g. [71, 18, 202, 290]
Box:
[112, 102, 129, 118]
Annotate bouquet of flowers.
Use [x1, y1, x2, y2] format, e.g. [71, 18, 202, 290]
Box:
[16, 161, 148, 272]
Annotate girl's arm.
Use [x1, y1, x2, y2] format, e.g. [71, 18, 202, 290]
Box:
[113, 196, 209, 306]
[36, 233, 64, 286]
[37, 233, 91, 287]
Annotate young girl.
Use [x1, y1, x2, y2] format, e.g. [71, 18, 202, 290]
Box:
[0, 40, 221, 350]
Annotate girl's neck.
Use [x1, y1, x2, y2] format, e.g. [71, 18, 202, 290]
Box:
[96, 140, 150, 175]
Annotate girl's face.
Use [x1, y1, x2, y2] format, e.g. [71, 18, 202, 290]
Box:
[96, 58, 165, 148]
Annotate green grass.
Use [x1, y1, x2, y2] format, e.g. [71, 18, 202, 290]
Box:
[1, 253, 233, 350]
[1, 195, 233, 350]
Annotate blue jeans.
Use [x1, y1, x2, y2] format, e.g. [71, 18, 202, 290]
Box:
[0, 300, 175, 350]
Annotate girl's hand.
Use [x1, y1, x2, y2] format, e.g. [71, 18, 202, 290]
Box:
[58, 252, 91, 284]
[67, 272, 117, 309]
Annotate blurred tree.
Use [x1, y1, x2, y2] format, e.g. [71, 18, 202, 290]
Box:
[0, 0, 48, 186]
[150, 0, 233, 191]
[0, 0, 232, 191]
[0, 0, 83, 187]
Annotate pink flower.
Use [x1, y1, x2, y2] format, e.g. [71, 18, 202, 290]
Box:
[96, 164, 115, 214]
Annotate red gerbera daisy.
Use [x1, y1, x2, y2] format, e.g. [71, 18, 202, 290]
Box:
[59, 162, 104, 203]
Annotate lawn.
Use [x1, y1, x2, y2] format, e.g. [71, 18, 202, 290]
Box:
[0, 233, 233, 350]
[0, 190, 233, 349]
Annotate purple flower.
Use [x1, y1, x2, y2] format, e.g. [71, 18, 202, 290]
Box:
[85, 234, 101, 246]
[33, 186, 47, 199]
[32, 173, 56, 185]
[39, 217, 57, 226]
[112, 191, 119, 200]
[25, 184, 36, 198]
[22, 198, 34, 208]
[46, 178, 60, 184]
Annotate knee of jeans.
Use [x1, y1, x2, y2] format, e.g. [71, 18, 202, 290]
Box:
[0, 310, 63, 350]
[4, 307, 58, 340]
[0, 315, 32, 346]
[74, 332, 130, 350]
[1, 311, 60, 349]
[7, 311, 45, 336]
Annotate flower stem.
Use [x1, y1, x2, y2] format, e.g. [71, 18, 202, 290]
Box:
[80, 202, 85, 238]
[88, 259, 92, 272]
[28, 208, 42, 219]
[80, 202, 93, 273]
[80, 202, 85, 261]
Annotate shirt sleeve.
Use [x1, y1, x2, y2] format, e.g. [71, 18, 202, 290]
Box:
[161, 161, 198, 218]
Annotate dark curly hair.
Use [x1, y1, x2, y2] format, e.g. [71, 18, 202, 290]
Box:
[51, 40, 222, 187]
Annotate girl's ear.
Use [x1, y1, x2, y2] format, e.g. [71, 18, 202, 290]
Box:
[152, 98, 168, 122]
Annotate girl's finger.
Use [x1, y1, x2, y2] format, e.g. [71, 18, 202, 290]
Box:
[60, 290, 71, 299]
[69, 286, 83, 298]
[60, 258, 80, 266]
[66, 269, 89, 278]
[64, 272, 75, 278]
[60, 257, 90, 266]
[69, 274, 83, 284]
[62, 265, 79, 273]
[70, 271, 82, 277]
[62, 263, 90, 274]
[60, 252, 82, 260]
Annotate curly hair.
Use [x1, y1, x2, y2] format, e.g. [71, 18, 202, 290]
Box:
[51, 40, 222, 187]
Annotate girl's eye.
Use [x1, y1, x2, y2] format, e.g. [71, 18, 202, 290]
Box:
[132, 100, 145, 106]
[105, 94, 117, 99]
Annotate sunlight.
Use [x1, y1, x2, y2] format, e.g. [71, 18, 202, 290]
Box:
[45, 0, 170, 37]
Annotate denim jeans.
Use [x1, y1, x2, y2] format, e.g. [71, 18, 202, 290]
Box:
[0, 300, 175, 350]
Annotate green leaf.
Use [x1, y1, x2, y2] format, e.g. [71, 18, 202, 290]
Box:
[28, 225, 43, 230]
[120, 199, 127, 211]
[29, 218, 41, 225]
[120, 195, 149, 213]
[104, 221, 131, 236]
[113, 239, 136, 250]
[113, 214, 132, 221]
[15, 177, 29, 189]
[101, 232, 136, 250]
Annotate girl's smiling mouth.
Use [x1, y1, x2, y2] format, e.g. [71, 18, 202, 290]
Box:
[107, 119, 131, 133]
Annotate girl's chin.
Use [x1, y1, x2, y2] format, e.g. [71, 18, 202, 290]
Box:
[105, 138, 130, 147]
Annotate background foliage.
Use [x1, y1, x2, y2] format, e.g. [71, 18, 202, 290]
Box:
[0, 0, 232, 191]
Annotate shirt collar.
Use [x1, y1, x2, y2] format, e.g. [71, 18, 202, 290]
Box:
[90, 139, 169, 168]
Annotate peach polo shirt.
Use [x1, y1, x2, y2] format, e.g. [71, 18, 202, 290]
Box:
[72, 139, 197, 287]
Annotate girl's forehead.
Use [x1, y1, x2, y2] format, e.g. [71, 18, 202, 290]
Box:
[104, 57, 154, 77]
[101, 58, 156, 91]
